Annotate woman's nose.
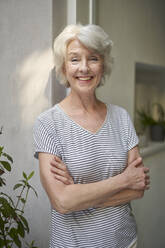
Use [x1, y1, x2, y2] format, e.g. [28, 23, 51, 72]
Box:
[79, 59, 89, 73]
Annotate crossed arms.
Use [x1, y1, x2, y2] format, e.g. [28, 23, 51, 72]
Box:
[38, 146, 150, 214]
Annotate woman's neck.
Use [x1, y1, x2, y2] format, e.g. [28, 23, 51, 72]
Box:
[61, 90, 101, 113]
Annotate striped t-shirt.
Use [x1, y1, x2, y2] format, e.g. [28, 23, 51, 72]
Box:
[33, 103, 139, 248]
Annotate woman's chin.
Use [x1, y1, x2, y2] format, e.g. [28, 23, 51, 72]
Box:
[78, 79, 92, 86]
[77, 79, 99, 89]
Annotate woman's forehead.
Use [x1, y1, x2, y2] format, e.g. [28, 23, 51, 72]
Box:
[66, 39, 99, 56]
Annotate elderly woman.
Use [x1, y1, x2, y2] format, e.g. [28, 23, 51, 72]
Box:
[33, 24, 150, 248]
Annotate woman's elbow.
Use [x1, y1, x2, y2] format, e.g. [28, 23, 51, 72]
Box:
[51, 194, 71, 214]
[55, 206, 69, 214]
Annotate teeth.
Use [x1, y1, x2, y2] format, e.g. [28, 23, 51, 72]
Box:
[78, 77, 92, 81]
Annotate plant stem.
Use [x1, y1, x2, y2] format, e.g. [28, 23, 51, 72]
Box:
[1, 226, 8, 248]
[4, 185, 26, 247]
[22, 187, 30, 213]
[15, 185, 25, 210]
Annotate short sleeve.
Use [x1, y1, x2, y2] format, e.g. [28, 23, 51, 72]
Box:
[125, 111, 139, 151]
[33, 118, 60, 159]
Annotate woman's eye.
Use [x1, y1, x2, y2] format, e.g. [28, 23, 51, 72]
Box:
[90, 56, 99, 61]
[71, 58, 78, 62]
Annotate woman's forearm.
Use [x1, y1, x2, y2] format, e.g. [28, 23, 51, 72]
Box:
[39, 153, 132, 214]
[96, 189, 144, 208]
[55, 173, 128, 213]
[49, 154, 149, 213]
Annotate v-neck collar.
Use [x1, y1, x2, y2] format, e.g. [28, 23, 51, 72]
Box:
[56, 103, 109, 135]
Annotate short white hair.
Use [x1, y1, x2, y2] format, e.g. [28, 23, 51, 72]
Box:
[53, 24, 114, 87]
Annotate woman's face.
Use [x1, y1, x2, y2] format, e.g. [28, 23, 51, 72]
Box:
[63, 39, 103, 94]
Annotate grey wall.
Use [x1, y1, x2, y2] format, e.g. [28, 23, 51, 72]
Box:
[132, 150, 165, 248]
[52, 0, 67, 105]
[0, 1, 53, 247]
[96, 0, 165, 119]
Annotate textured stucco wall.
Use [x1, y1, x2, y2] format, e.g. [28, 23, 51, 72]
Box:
[0, 1, 53, 247]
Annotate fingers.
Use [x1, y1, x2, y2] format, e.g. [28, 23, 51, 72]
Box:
[144, 174, 150, 190]
[130, 157, 150, 183]
[145, 175, 150, 180]
[144, 167, 149, 173]
[54, 174, 73, 185]
[143, 167, 150, 189]
[125, 157, 150, 190]
[50, 156, 67, 176]
[50, 156, 74, 185]
[53, 155, 62, 163]
[51, 166, 67, 177]
[51, 165, 73, 182]
[50, 156, 66, 171]
[141, 167, 150, 189]
[129, 157, 143, 168]
[145, 184, 150, 190]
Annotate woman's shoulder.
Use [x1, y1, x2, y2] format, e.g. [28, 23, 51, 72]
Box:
[107, 103, 128, 117]
[34, 104, 61, 126]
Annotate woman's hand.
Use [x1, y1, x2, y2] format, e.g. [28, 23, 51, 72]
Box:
[123, 157, 150, 191]
[50, 156, 74, 185]
[50, 155, 150, 191]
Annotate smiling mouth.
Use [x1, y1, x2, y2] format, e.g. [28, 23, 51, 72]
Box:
[77, 76, 93, 81]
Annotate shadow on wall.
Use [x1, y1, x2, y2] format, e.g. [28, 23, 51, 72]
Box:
[13, 48, 54, 128]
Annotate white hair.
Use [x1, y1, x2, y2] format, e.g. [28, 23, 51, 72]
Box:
[53, 24, 114, 87]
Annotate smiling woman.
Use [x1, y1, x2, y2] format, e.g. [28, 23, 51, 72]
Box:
[53, 24, 113, 88]
[33, 24, 150, 248]
[64, 39, 103, 93]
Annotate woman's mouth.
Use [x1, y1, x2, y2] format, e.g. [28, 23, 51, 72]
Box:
[76, 76, 93, 81]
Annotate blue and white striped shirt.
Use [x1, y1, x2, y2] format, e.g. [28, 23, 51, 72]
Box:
[33, 103, 138, 248]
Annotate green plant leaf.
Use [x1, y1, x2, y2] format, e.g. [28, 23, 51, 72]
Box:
[0, 192, 15, 207]
[30, 186, 38, 198]
[0, 146, 4, 156]
[28, 240, 39, 248]
[0, 161, 11, 171]
[23, 172, 28, 180]
[19, 179, 28, 187]
[15, 208, 24, 215]
[2, 152, 13, 163]
[13, 183, 23, 190]
[0, 239, 13, 247]
[0, 177, 6, 187]
[9, 228, 21, 248]
[0, 196, 17, 221]
[19, 215, 29, 233]
[0, 196, 9, 206]
[27, 171, 35, 180]
[137, 108, 156, 128]
[17, 221, 25, 238]
[0, 215, 4, 231]
[21, 198, 26, 204]
[0, 144, 38, 246]
[0, 239, 6, 247]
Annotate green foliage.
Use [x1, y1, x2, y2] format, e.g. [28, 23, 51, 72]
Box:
[137, 108, 156, 129]
[152, 103, 165, 126]
[137, 102, 165, 130]
[0, 132, 39, 248]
